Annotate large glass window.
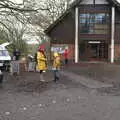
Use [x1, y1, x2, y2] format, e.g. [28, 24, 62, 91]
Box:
[79, 13, 109, 34]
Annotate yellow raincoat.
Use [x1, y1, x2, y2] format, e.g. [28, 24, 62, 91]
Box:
[53, 53, 61, 69]
[36, 51, 47, 71]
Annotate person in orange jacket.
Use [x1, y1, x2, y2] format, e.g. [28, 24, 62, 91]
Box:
[52, 52, 61, 82]
[36, 45, 47, 82]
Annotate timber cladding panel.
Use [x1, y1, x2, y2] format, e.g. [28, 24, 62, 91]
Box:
[115, 9, 120, 44]
[78, 5, 110, 12]
[49, 12, 75, 44]
[79, 34, 110, 42]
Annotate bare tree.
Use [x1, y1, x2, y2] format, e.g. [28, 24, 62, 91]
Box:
[28, 0, 71, 26]
[0, 18, 28, 54]
[25, 0, 72, 44]
[0, 0, 73, 53]
[0, 0, 40, 54]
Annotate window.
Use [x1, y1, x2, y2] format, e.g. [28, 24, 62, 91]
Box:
[0, 50, 9, 56]
[79, 13, 109, 34]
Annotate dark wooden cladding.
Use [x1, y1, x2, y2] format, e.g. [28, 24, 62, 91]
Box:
[115, 9, 120, 44]
[79, 34, 110, 43]
[78, 5, 111, 13]
[49, 12, 75, 44]
[48, 4, 120, 46]
[44, 0, 120, 61]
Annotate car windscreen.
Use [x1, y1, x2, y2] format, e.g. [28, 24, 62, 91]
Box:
[0, 50, 9, 56]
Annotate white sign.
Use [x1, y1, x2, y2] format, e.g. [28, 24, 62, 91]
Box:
[88, 41, 101, 44]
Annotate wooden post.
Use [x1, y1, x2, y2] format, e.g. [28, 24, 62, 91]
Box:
[75, 7, 79, 63]
[111, 6, 115, 63]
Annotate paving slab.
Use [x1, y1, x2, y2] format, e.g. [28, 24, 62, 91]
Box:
[61, 70, 113, 89]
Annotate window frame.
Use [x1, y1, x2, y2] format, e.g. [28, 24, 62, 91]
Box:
[79, 12, 110, 34]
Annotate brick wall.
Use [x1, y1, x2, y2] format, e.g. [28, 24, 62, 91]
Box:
[115, 44, 120, 59]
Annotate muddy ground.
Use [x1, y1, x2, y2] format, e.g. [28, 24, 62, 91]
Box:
[1, 64, 120, 120]
[1, 62, 120, 96]
[0, 71, 87, 94]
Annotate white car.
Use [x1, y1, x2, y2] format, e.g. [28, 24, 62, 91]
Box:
[0, 42, 11, 71]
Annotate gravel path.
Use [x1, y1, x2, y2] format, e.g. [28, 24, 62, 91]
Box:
[0, 65, 120, 120]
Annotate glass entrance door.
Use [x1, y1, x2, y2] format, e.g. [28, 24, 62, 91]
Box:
[89, 41, 108, 60]
[90, 44, 100, 58]
[79, 41, 108, 61]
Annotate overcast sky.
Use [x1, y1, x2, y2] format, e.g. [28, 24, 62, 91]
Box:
[117, 0, 120, 2]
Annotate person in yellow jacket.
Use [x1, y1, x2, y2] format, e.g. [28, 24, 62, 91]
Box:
[36, 46, 47, 82]
[53, 52, 61, 82]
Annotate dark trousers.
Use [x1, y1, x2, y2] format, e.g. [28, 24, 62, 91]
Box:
[0, 74, 3, 83]
[53, 69, 59, 82]
[65, 58, 68, 65]
[40, 70, 43, 74]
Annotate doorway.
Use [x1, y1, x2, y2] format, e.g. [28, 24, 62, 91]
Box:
[79, 41, 108, 61]
[90, 43, 100, 58]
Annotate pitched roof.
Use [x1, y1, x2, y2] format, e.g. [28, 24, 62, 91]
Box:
[45, 0, 120, 34]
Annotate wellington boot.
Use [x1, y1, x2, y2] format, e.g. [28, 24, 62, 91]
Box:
[40, 74, 45, 82]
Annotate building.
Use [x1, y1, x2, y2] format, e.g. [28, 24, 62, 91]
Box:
[45, 0, 120, 63]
